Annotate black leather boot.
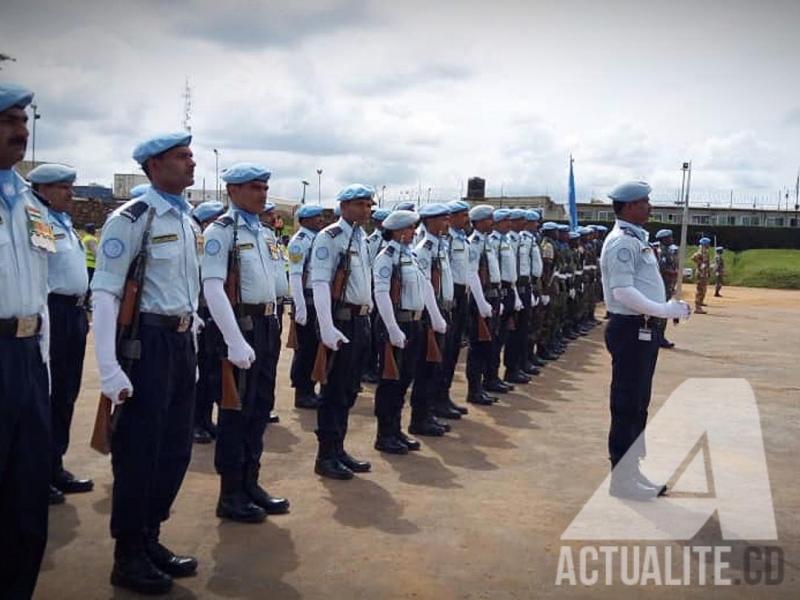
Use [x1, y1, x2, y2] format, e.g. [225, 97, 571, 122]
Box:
[294, 388, 320, 410]
[216, 473, 266, 523]
[111, 536, 172, 595]
[337, 440, 371, 473]
[145, 529, 198, 578]
[244, 464, 290, 514]
[314, 437, 354, 480]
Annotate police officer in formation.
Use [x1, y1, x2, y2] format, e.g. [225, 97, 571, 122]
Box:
[28, 164, 94, 504]
[363, 207, 390, 384]
[91, 132, 201, 593]
[600, 181, 691, 500]
[287, 203, 326, 410]
[192, 200, 226, 443]
[202, 163, 290, 524]
[309, 184, 374, 480]
[654, 228, 678, 349]
[263, 202, 289, 422]
[0, 83, 53, 600]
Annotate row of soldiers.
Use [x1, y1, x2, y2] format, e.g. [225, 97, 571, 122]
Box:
[0, 81, 611, 597]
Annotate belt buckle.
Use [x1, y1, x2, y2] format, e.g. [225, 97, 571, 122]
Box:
[177, 314, 191, 333]
[16, 315, 38, 338]
[265, 302, 275, 316]
[359, 305, 370, 316]
[76, 294, 86, 308]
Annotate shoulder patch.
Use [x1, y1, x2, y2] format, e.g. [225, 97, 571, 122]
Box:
[616, 247, 633, 263]
[297, 231, 307, 240]
[326, 226, 342, 238]
[213, 215, 234, 228]
[121, 200, 149, 222]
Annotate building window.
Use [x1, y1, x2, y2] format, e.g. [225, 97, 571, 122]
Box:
[741, 216, 760, 226]
[577, 210, 591, 220]
[725, 216, 736, 226]
[691, 215, 711, 225]
[597, 211, 612, 221]
[766, 217, 785, 227]
[651, 212, 663, 221]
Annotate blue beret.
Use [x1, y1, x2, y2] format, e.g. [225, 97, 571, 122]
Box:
[447, 199, 470, 213]
[698, 237, 711, 245]
[297, 204, 323, 219]
[493, 208, 511, 222]
[469, 204, 494, 221]
[419, 202, 449, 218]
[0, 83, 34, 113]
[130, 184, 150, 198]
[578, 226, 593, 235]
[382, 209, 420, 231]
[593, 225, 608, 233]
[132, 132, 192, 165]
[568, 231, 580, 240]
[371, 208, 390, 222]
[541, 221, 559, 231]
[608, 180, 652, 203]
[509, 209, 526, 220]
[221, 162, 271, 184]
[655, 229, 673, 240]
[525, 210, 541, 221]
[392, 201, 417, 212]
[557, 224, 570, 231]
[192, 201, 225, 223]
[716, 246, 724, 252]
[27, 163, 76, 185]
[263, 202, 276, 213]
[336, 183, 375, 203]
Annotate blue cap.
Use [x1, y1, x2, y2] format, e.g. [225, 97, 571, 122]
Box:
[608, 181, 652, 203]
[336, 183, 375, 203]
[297, 204, 324, 219]
[392, 201, 417, 212]
[383, 209, 420, 231]
[371, 208, 390, 222]
[493, 208, 511, 222]
[541, 221, 559, 231]
[593, 225, 608, 233]
[130, 183, 150, 198]
[525, 210, 541, 221]
[655, 229, 673, 240]
[447, 199, 470, 213]
[263, 202, 276, 213]
[557, 224, 570, 231]
[469, 204, 494, 221]
[509, 208, 526, 220]
[221, 162, 271, 184]
[191, 201, 225, 223]
[0, 83, 34, 113]
[27, 163, 76, 185]
[716, 246, 724, 252]
[578, 226, 593, 236]
[698, 237, 711, 245]
[419, 202, 450, 218]
[132, 132, 192, 165]
[568, 231, 580, 240]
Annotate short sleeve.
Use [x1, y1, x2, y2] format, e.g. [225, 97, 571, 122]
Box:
[373, 251, 393, 293]
[310, 232, 336, 283]
[90, 214, 138, 298]
[287, 236, 309, 276]
[413, 241, 432, 279]
[467, 238, 480, 274]
[200, 223, 231, 281]
[605, 240, 637, 289]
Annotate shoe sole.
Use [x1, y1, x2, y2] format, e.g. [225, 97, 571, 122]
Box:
[216, 510, 267, 523]
[110, 573, 172, 595]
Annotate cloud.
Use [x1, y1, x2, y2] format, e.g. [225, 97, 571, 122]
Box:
[347, 63, 473, 96]
[783, 107, 800, 128]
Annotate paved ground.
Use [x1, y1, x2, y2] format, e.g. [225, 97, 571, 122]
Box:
[36, 287, 799, 599]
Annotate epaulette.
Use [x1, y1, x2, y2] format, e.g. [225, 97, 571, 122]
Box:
[297, 231, 307, 240]
[214, 215, 234, 228]
[121, 200, 149, 222]
[423, 239, 433, 250]
[326, 226, 343, 238]
[384, 245, 396, 256]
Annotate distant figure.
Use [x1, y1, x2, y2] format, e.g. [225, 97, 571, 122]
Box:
[81, 223, 98, 282]
[691, 238, 711, 314]
[714, 247, 725, 297]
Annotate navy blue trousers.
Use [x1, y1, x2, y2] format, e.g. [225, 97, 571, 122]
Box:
[196, 307, 222, 430]
[375, 320, 423, 435]
[604, 314, 660, 466]
[290, 304, 318, 394]
[110, 324, 196, 539]
[215, 314, 279, 475]
[0, 336, 50, 599]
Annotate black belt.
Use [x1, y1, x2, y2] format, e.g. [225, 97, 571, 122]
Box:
[0, 314, 42, 338]
[140, 312, 193, 332]
[608, 313, 663, 327]
[49, 292, 87, 308]
[517, 276, 530, 285]
[453, 283, 467, 296]
[334, 303, 371, 320]
[485, 287, 500, 299]
[240, 302, 276, 317]
[396, 309, 423, 322]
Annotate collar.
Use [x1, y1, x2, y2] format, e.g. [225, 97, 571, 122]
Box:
[449, 226, 467, 239]
[615, 219, 649, 243]
[299, 225, 317, 238]
[229, 204, 261, 231]
[148, 187, 191, 216]
[336, 216, 357, 238]
[49, 208, 73, 232]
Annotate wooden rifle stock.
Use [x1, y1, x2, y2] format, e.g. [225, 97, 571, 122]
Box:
[90, 395, 113, 455]
[311, 343, 329, 384]
[382, 341, 400, 380]
[477, 314, 492, 341]
[286, 318, 298, 349]
[426, 327, 443, 363]
[220, 216, 243, 411]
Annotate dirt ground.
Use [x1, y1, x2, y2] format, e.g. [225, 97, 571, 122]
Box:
[35, 286, 799, 599]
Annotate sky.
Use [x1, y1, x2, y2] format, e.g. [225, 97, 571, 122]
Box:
[1, 0, 799, 208]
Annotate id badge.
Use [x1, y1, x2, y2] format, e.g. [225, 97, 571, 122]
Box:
[638, 327, 652, 342]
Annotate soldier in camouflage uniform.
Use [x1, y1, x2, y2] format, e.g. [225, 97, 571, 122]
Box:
[691, 237, 711, 314]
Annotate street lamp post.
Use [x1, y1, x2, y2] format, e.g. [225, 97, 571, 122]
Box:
[675, 161, 692, 299]
[316, 168, 323, 204]
[301, 180, 309, 204]
[30, 104, 41, 164]
[213, 149, 220, 204]
[381, 185, 386, 207]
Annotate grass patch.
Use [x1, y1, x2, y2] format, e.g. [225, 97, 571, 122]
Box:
[725, 249, 800, 289]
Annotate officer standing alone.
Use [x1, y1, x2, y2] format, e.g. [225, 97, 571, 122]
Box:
[600, 181, 691, 501]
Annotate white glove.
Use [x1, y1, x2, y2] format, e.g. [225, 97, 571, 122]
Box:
[541, 294, 551, 306]
[320, 322, 349, 350]
[477, 298, 493, 319]
[294, 303, 307, 326]
[387, 324, 407, 348]
[664, 299, 692, 320]
[513, 289, 523, 311]
[289, 273, 308, 325]
[432, 315, 447, 334]
[39, 305, 50, 365]
[101, 365, 133, 407]
[191, 312, 204, 354]
[499, 302, 504, 316]
[569, 288, 576, 299]
[530, 292, 536, 306]
[228, 338, 256, 369]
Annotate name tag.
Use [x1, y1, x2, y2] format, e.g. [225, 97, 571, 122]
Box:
[237, 243, 255, 251]
[152, 233, 179, 244]
[54, 233, 67, 240]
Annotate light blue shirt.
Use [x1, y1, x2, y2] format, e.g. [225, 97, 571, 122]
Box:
[287, 226, 316, 289]
[309, 217, 372, 306]
[600, 219, 666, 315]
[264, 227, 289, 298]
[517, 231, 533, 278]
[447, 226, 469, 286]
[491, 231, 517, 283]
[91, 188, 200, 315]
[366, 229, 384, 265]
[530, 233, 543, 279]
[201, 207, 276, 304]
[373, 240, 425, 311]
[48, 208, 89, 296]
[468, 229, 501, 284]
[0, 170, 50, 318]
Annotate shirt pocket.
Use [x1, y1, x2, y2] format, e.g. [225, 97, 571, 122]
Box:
[0, 224, 12, 281]
[149, 242, 180, 279]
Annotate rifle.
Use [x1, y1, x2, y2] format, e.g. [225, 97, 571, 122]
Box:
[381, 261, 402, 380]
[425, 244, 444, 363]
[220, 215, 247, 411]
[286, 310, 299, 349]
[90, 208, 156, 454]
[312, 226, 356, 384]
[476, 240, 493, 342]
